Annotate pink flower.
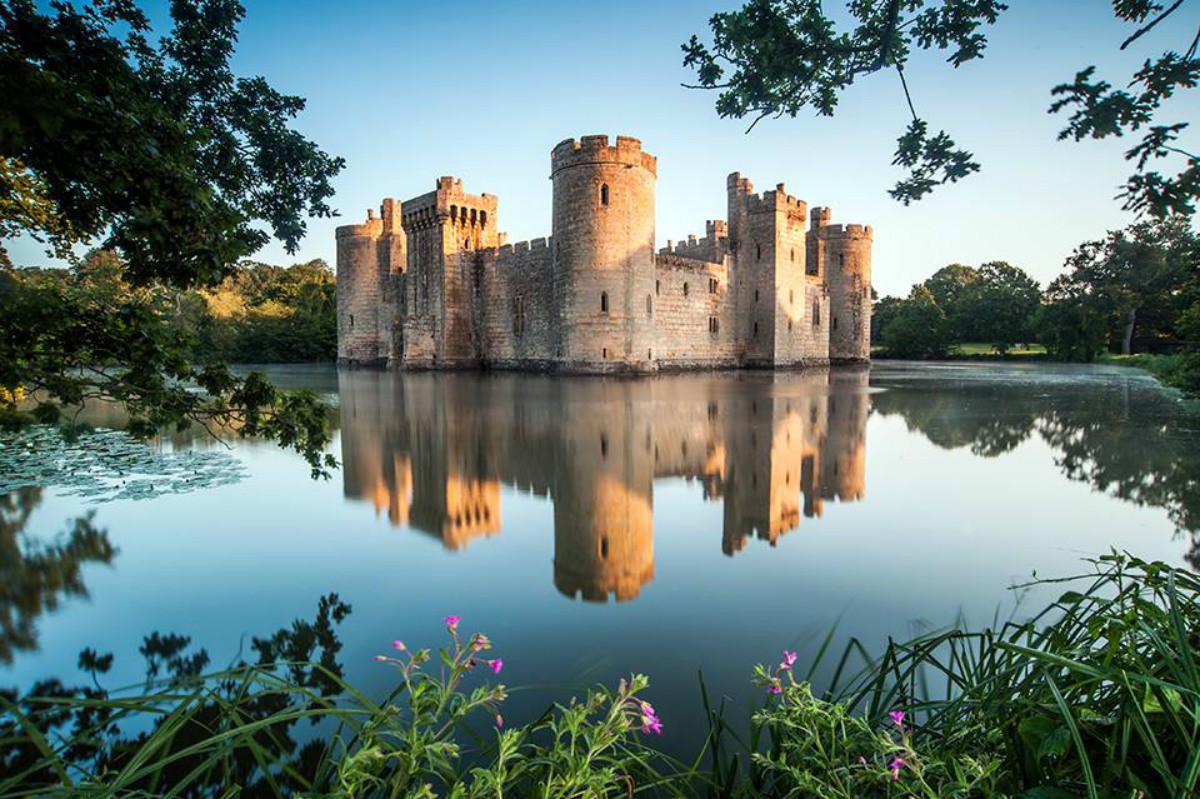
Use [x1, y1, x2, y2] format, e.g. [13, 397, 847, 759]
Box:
[392, 640, 406, 651]
[639, 701, 663, 735]
[858, 756, 867, 765]
[444, 615, 461, 633]
[767, 680, 783, 695]
[889, 710, 905, 726]
[495, 714, 504, 729]
[488, 658, 504, 674]
[373, 655, 388, 661]
[471, 633, 490, 651]
[779, 650, 798, 671]
[889, 758, 906, 781]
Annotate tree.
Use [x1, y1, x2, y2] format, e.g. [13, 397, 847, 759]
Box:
[871, 294, 905, 342]
[923, 263, 982, 340]
[1046, 217, 1196, 355]
[0, 0, 345, 476]
[880, 285, 954, 358]
[683, 1, 1198, 217]
[959, 261, 1042, 354]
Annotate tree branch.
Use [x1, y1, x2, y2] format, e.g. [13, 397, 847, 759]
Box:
[1120, 0, 1186, 50]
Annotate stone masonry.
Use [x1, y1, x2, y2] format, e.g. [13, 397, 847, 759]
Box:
[336, 134, 873, 372]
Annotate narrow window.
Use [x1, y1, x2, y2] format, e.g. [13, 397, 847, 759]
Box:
[753, 321, 759, 338]
[683, 282, 689, 296]
[602, 347, 608, 359]
[655, 279, 660, 295]
[756, 244, 762, 261]
[600, 291, 609, 314]
[788, 319, 793, 332]
[833, 316, 839, 330]
[754, 289, 759, 303]
[600, 433, 609, 458]
[646, 294, 652, 317]
[813, 301, 821, 327]
[600, 537, 609, 558]
[789, 289, 794, 304]
[600, 183, 610, 206]
[839, 253, 845, 266]
[790, 248, 795, 262]
[349, 314, 354, 328]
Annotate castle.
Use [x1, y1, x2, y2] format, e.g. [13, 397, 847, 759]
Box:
[336, 134, 873, 372]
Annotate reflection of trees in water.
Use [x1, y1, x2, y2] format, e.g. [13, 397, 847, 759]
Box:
[871, 370, 1200, 567]
[0, 488, 116, 663]
[2, 593, 351, 795]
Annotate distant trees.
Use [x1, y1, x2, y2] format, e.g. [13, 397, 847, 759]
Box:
[879, 285, 954, 359]
[187, 260, 338, 364]
[876, 261, 1042, 357]
[1037, 218, 1198, 357]
[964, 262, 1042, 355]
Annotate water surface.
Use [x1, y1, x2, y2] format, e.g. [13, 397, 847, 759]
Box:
[3, 362, 1197, 749]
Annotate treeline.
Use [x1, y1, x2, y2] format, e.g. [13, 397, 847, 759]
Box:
[10, 252, 338, 365]
[873, 218, 1200, 390]
[178, 259, 337, 363]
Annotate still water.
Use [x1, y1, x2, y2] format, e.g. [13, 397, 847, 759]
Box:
[3, 362, 1198, 748]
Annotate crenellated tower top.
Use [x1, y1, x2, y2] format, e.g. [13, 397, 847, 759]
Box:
[551, 134, 657, 177]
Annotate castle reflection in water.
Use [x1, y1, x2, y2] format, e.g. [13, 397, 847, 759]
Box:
[338, 368, 869, 602]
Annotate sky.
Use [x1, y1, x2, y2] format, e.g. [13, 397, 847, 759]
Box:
[8, 0, 1199, 297]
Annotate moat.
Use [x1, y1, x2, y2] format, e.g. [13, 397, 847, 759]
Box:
[3, 362, 1198, 752]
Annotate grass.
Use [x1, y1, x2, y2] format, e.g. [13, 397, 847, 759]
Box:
[2, 553, 1198, 797]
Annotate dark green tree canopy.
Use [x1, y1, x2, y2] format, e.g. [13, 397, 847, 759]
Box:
[684, 1, 1198, 216]
[0, 0, 344, 287]
[0, 1, 344, 476]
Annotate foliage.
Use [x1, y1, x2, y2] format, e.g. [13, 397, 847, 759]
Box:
[923, 263, 981, 340]
[829, 553, 1200, 798]
[960, 261, 1042, 354]
[0, 0, 343, 477]
[879, 285, 955, 358]
[1108, 351, 1200, 397]
[5, 555, 1200, 797]
[1040, 217, 1198, 357]
[0, 252, 337, 477]
[186, 259, 338, 364]
[683, 1, 1198, 217]
[0, 0, 343, 282]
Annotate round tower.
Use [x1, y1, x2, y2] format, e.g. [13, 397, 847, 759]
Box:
[825, 224, 873, 362]
[550, 135, 658, 372]
[336, 210, 385, 365]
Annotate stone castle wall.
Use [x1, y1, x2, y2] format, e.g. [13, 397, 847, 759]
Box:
[336, 133, 872, 373]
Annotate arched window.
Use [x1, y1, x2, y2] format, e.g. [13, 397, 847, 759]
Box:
[600, 291, 609, 314]
[600, 183, 610, 206]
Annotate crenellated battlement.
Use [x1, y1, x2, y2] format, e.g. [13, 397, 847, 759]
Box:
[338, 132, 873, 371]
[336, 212, 383, 239]
[820, 223, 873, 240]
[728, 174, 805, 211]
[551, 134, 657, 176]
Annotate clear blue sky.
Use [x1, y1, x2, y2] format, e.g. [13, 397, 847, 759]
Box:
[10, 0, 1199, 296]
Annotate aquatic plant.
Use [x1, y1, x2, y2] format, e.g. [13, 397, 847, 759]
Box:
[2, 553, 1197, 797]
